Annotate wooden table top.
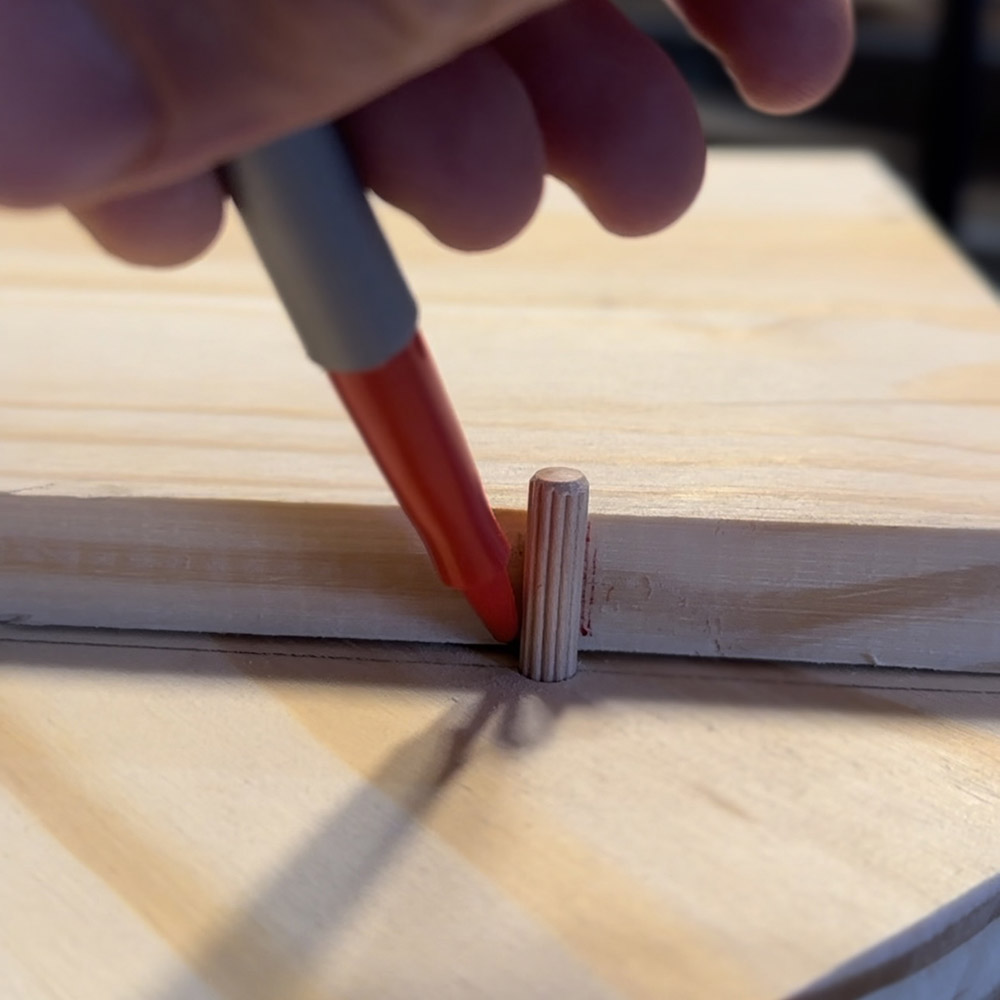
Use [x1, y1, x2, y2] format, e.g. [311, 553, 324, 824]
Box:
[3, 150, 1000, 999]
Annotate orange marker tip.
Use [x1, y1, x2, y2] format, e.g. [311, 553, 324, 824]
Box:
[464, 569, 520, 644]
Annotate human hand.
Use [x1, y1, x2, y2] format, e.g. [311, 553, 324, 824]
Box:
[0, 0, 853, 265]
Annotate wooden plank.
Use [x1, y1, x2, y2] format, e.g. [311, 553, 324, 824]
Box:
[3, 624, 1000, 1000]
[3, 151, 1000, 666]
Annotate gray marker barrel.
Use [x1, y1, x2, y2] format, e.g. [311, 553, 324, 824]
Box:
[223, 126, 418, 372]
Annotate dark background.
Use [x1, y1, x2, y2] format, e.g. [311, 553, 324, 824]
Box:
[617, 0, 1000, 286]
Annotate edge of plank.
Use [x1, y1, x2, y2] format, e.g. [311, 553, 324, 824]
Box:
[3, 493, 998, 671]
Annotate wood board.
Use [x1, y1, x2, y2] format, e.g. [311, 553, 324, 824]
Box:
[3, 623, 1000, 1000]
[3, 150, 1000, 668]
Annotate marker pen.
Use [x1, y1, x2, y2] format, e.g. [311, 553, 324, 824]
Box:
[223, 125, 519, 642]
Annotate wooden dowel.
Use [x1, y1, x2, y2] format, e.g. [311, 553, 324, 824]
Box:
[519, 468, 590, 682]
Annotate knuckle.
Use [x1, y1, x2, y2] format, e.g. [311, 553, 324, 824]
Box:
[349, 0, 555, 58]
[227, 0, 554, 105]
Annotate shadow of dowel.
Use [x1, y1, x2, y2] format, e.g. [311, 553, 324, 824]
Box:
[152, 684, 540, 1000]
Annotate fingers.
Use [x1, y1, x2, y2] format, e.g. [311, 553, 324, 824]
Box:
[74, 46, 546, 264]
[498, 0, 704, 235]
[7, 0, 852, 270]
[342, 49, 545, 251]
[0, 0, 153, 208]
[71, 0, 705, 264]
[668, 0, 854, 113]
[72, 174, 224, 266]
[0, 0, 560, 208]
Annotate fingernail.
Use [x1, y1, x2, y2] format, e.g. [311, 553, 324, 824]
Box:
[0, 0, 155, 206]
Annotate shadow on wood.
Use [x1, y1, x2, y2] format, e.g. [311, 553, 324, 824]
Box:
[6, 626, 1000, 723]
[151, 688, 509, 1000]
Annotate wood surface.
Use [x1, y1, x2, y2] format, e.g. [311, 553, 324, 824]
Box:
[3, 623, 1000, 1000]
[3, 150, 1000, 668]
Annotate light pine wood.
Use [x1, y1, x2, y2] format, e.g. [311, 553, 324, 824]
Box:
[520, 468, 590, 682]
[3, 151, 1000, 667]
[3, 624, 1000, 999]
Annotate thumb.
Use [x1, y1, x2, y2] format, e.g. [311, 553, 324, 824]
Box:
[0, 0, 559, 208]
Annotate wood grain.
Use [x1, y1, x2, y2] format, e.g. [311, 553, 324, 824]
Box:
[2, 151, 1000, 666]
[3, 624, 1000, 999]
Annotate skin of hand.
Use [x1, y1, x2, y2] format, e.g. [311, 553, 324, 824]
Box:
[0, 0, 853, 266]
